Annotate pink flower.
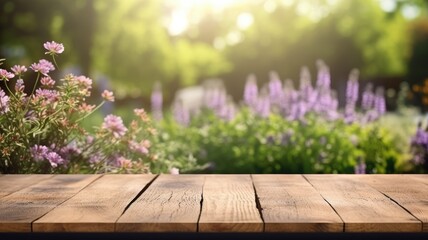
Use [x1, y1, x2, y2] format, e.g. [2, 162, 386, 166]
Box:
[11, 65, 27, 75]
[134, 108, 149, 122]
[101, 114, 127, 138]
[117, 156, 133, 168]
[30, 59, 55, 76]
[129, 140, 149, 155]
[0, 89, 10, 114]
[40, 76, 56, 87]
[75, 75, 92, 89]
[0, 69, 14, 81]
[78, 103, 95, 113]
[101, 90, 114, 102]
[15, 79, 25, 92]
[44, 41, 64, 55]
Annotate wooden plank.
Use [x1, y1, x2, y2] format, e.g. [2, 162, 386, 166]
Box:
[0, 175, 99, 232]
[116, 175, 204, 232]
[33, 174, 156, 232]
[0, 175, 53, 198]
[410, 175, 428, 186]
[198, 175, 263, 232]
[358, 175, 428, 232]
[252, 174, 343, 232]
[305, 175, 421, 232]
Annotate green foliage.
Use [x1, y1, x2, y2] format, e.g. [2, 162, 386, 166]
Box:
[155, 108, 404, 174]
[92, 0, 231, 98]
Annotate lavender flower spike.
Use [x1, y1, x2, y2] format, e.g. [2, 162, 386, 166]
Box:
[361, 83, 374, 111]
[346, 69, 359, 106]
[374, 87, 386, 116]
[244, 74, 258, 108]
[268, 71, 283, 105]
[151, 82, 163, 121]
[316, 59, 331, 89]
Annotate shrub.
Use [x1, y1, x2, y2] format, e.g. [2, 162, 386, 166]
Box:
[0, 41, 166, 174]
[153, 62, 405, 174]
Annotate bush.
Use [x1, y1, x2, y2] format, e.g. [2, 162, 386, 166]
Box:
[0, 41, 183, 174]
[153, 63, 407, 174]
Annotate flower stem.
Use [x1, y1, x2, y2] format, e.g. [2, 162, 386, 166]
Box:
[22, 73, 40, 118]
[4, 82, 19, 101]
[76, 101, 106, 123]
[52, 55, 60, 71]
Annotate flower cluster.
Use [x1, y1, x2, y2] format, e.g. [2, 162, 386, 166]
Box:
[0, 41, 161, 174]
[410, 120, 428, 172]
[150, 60, 396, 174]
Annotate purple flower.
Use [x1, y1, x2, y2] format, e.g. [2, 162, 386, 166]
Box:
[30, 145, 50, 162]
[244, 74, 258, 107]
[44, 41, 64, 55]
[218, 103, 236, 121]
[40, 76, 56, 87]
[316, 60, 330, 89]
[374, 87, 386, 116]
[89, 153, 102, 164]
[129, 140, 149, 155]
[101, 114, 128, 138]
[0, 89, 10, 114]
[299, 67, 316, 104]
[172, 100, 190, 126]
[60, 141, 82, 160]
[30, 145, 65, 168]
[361, 83, 374, 111]
[411, 122, 428, 145]
[205, 87, 227, 112]
[35, 89, 59, 104]
[354, 160, 366, 174]
[30, 59, 55, 76]
[346, 69, 359, 106]
[15, 79, 25, 92]
[151, 84, 163, 121]
[45, 151, 65, 168]
[255, 96, 270, 118]
[268, 71, 283, 105]
[344, 103, 357, 124]
[11, 65, 27, 76]
[0, 68, 14, 81]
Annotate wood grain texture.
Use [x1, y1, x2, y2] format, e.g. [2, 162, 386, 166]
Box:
[358, 175, 428, 232]
[116, 174, 204, 232]
[252, 174, 343, 232]
[0, 175, 53, 199]
[198, 175, 263, 232]
[305, 175, 421, 232]
[33, 174, 155, 232]
[410, 175, 428, 186]
[0, 175, 99, 232]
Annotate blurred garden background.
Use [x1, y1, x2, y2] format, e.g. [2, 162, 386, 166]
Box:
[1, 0, 428, 174]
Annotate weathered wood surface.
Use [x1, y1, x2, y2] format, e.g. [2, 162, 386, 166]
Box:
[305, 175, 421, 232]
[117, 175, 204, 232]
[357, 175, 428, 232]
[252, 175, 343, 232]
[33, 174, 155, 232]
[198, 175, 263, 232]
[0, 175, 99, 232]
[0, 174, 427, 233]
[0, 175, 53, 199]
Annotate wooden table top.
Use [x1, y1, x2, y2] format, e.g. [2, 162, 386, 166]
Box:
[0, 174, 427, 233]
